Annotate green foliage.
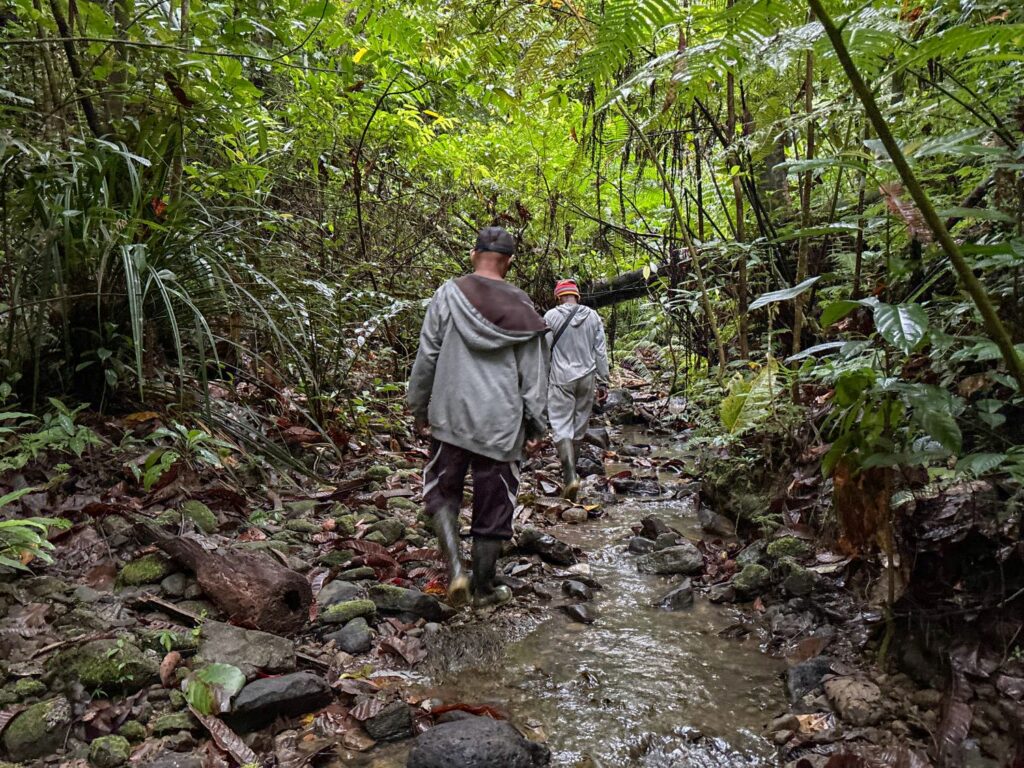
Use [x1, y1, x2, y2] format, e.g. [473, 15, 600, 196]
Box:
[0, 487, 71, 571]
[0, 399, 102, 473]
[721, 360, 782, 435]
[182, 664, 246, 716]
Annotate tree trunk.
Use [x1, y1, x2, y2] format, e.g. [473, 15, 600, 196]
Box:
[792, 45, 815, 356]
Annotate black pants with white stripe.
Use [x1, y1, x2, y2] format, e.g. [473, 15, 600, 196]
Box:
[423, 440, 520, 540]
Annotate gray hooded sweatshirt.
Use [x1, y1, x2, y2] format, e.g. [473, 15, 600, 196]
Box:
[543, 303, 609, 386]
[408, 275, 549, 463]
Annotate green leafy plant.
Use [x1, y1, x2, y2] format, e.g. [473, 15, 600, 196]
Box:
[182, 663, 246, 716]
[0, 487, 71, 570]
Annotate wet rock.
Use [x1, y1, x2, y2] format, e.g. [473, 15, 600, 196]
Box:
[562, 581, 593, 601]
[517, 528, 576, 566]
[325, 617, 373, 654]
[707, 583, 736, 603]
[532, 583, 560, 601]
[337, 566, 376, 581]
[639, 516, 673, 540]
[736, 540, 768, 567]
[51, 638, 159, 692]
[611, 478, 662, 496]
[407, 716, 551, 768]
[2, 696, 73, 761]
[584, 427, 610, 450]
[198, 621, 295, 679]
[320, 599, 376, 625]
[620, 444, 650, 456]
[318, 580, 366, 607]
[561, 508, 588, 524]
[363, 700, 412, 742]
[118, 721, 146, 743]
[697, 506, 736, 538]
[89, 735, 131, 768]
[576, 455, 604, 479]
[628, 537, 655, 555]
[824, 677, 883, 726]
[368, 584, 449, 622]
[787, 656, 834, 701]
[731, 564, 770, 597]
[767, 714, 801, 733]
[500, 575, 531, 596]
[562, 604, 597, 624]
[657, 579, 694, 610]
[636, 542, 703, 575]
[117, 554, 175, 588]
[653, 532, 679, 551]
[226, 671, 332, 732]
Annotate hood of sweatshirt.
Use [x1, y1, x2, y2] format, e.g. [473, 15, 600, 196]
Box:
[448, 275, 547, 351]
[549, 302, 595, 328]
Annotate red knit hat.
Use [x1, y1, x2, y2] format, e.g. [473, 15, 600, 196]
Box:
[554, 279, 580, 298]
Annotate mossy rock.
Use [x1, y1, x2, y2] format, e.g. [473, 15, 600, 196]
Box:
[2, 696, 72, 761]
[150, 711, 198, 735]
[387, 497, 417, 512]
[731, 564, 770, 597]
[285, 499, 318, 515]
[317, 549, 356, 568]
[235, 540, 289, 553]
[180, 500, 218, 533]
[334, 515, 358, 536]
[285, 519, 320, 534]
[50, 638, 159, 692]
[270, 531, 302, 544]
[117, 554, 175, 588]
[0, 688, 18, 706]
[366, 465, 393, 481]
[12, 678, 46, 699]
[766, 536, 811, 560]
[369, 518, 404, 545]
[117, 720, 146, 744]
[363, 531, 388, 546]
[88, 735, 131, 768]
[320, 599, 376, 625]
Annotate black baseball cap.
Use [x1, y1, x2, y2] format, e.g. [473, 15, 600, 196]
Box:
[474, 226, 517, 256]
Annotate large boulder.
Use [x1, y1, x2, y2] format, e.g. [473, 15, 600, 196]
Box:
[407, 716, 551, 768]
[2, 696, 73, 761]
[517, 529, 576, 566]
[226, 672, 332, 732]
[824, 677, 884, 726]
[198, 621, 295, 679]
[656, 579, 694, 611]
[636, 542, 703, 575]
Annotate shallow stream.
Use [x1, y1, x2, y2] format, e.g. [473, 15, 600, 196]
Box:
[349, 438, 785, 767]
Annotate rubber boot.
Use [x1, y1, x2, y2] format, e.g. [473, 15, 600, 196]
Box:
[471, 537, 512, 608]
[556, 438, 580, 501]
[433, 505, 470, 608]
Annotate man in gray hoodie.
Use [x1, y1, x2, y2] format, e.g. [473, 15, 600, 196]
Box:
[544, 278, 609, 500]
[408, 227, 548, 608]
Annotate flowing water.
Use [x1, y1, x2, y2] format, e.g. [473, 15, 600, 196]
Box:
[346, 437, 785, 767]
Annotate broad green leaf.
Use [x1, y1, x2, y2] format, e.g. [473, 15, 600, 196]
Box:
[956, 453, 1006, 477]
[748, 276, 820, 311]
[920, 410, 961, 454]
[786, 341, 846, 362]
[183, 663, 245, 715]
[833, 369, 875, 407]
[873, 303, 928, 354]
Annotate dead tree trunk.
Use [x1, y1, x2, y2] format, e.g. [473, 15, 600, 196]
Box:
[136, 523, 311, 634]
[580, 261, 686, 308]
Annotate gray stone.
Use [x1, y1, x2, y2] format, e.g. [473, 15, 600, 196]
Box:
[318, 580, 366, 607]
[653, 532, 679, 551]
[143, 752, 203, 768]
[517, 529, 576, 566]
[336, 566, 376, 581]
[584, 427, 611, 450]
[824, 677, 884, 726]
[639, 516, 673, 540]
[636, 542, 703, 575]
[707, 583, 736, 603]
[782, 564, 817, 597]
[324, 617, 373, 654]
[160, 573, 189, 598]
[736, 540, 768, 567]
[363, 700, 412, 742]
[198, 621, 295, 679]
[657, 579, 694, 610]
[369, 518, 405, 545]
[731, 564, 770, 597]
[627, 537, 655, 555]
[73, 585, 103, 603]
[407, 715, 551, 768]
[697, 505, 736, 537]
[226, 672, 332, 732]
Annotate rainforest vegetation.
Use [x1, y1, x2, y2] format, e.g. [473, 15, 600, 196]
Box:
[1, 0, 1024, 765]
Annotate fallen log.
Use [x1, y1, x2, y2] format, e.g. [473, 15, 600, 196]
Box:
[580, 261, 685, 308]
[135, 523, 311, 634]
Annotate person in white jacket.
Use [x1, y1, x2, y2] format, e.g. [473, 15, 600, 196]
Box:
[543, 279, 609, 500]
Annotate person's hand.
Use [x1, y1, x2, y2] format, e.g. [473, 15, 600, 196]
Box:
[525, 439, 543, 456]
[413, 416, 431, 439]
[596, 386, 609, 405]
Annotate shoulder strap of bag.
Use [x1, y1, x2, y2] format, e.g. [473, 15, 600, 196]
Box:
[550, 305, 582, 349]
